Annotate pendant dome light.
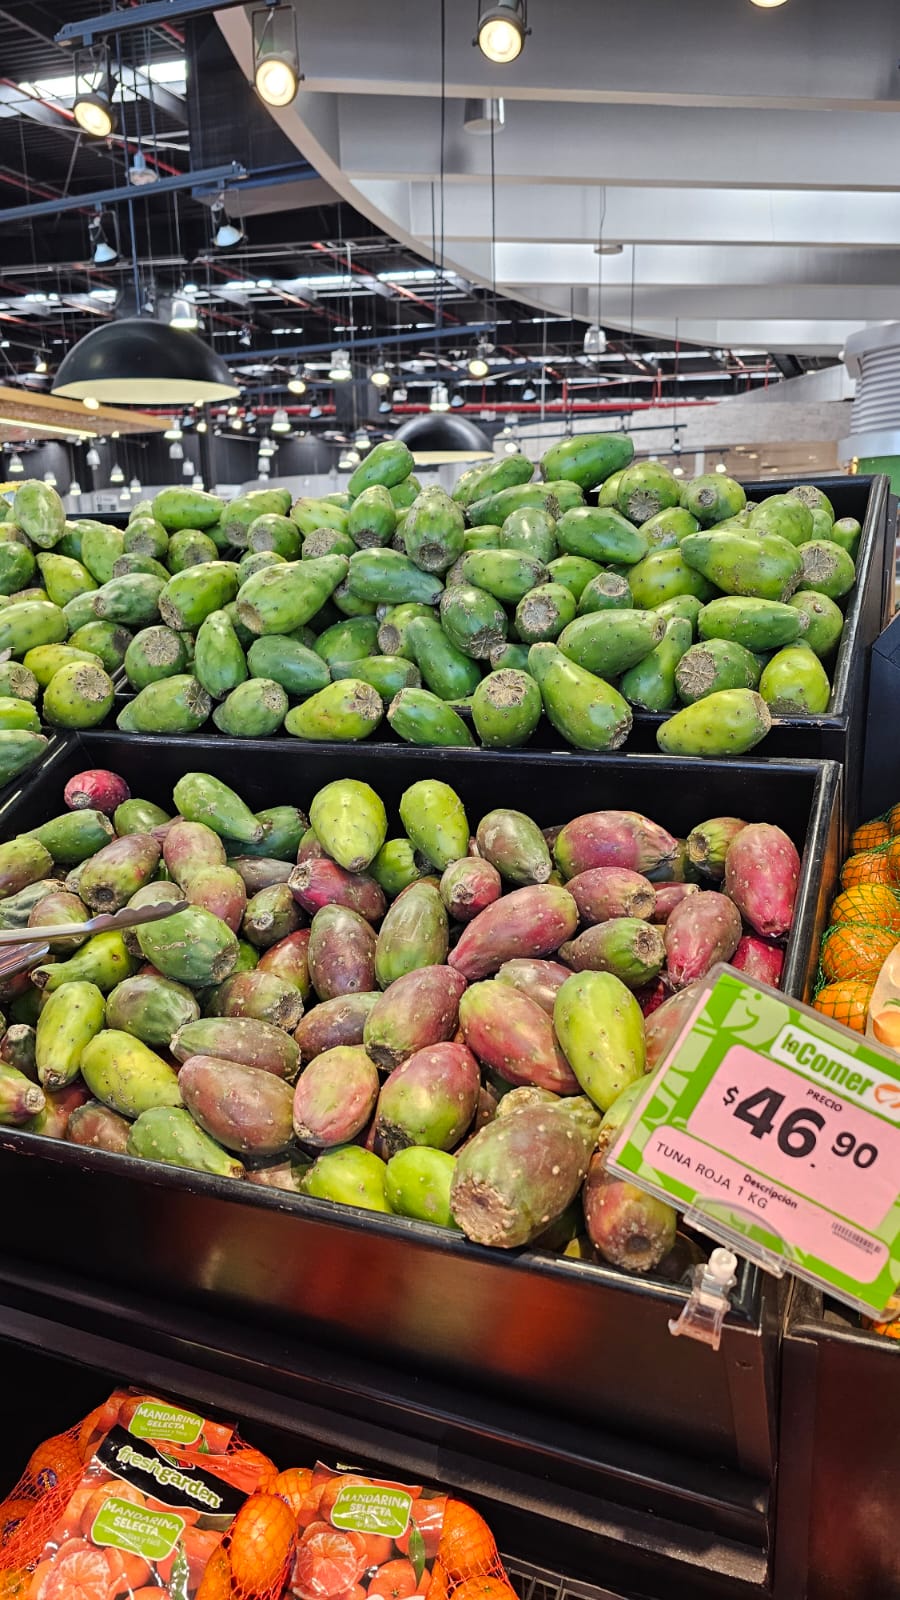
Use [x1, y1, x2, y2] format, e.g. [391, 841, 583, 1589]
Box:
[53, 317, 239, 405]
[394, 413, 492, 465]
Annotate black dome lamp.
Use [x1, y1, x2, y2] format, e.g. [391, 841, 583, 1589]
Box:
[52, 317, 239, 405]
[394, 413, 492, 464]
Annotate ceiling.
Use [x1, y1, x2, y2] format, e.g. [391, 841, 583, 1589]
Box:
[216, 0, 900, 360]
[0, 0, 847, 465]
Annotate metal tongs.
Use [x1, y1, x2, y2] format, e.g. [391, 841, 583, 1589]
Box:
[0, 899, 188, 979]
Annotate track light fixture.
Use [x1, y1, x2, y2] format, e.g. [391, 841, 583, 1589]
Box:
[253, 2, 301, 107]
[475, 1, 528, 64]
[73, 46, 117, 138]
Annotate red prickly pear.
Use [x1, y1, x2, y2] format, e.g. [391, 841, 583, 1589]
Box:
[559, 918, 666, 989]
[179, 1055, 294, 1155]
[439, 857, 502, 923]
[554, 811, 679, 880]
[635, 978, 669, 1016]
[494, 957, 570, 1016]
[64, 768, 130, 814]
[295, 991, 380, 1063]
[449, 884, 578, 981]
[257, 928, 312, 997]
[459, 979, 580, 1094]
[566, 866, 656, 925]
[644, 982, 705, 1071]
[293, 1045, 380, 1148]
[730, 934, 785, 987]
[296, 828, 327, 863]
[184, 864, 247, 932]
[724, 822, 800, 939]
[374, 1040, 481, 1157]
[450, 1100, 598, 1248]
[583, 1154, 677, 1273]
[651, 882, 700, 922]
[163, 819, 226, 886]
[289, 856, 386, 922]
[664, 890, 742, 987]
[77, 833, 161, 912]
[308, 904, 377, 999]
[363, 965, 468, 1071]
[687, 816, 748, 881]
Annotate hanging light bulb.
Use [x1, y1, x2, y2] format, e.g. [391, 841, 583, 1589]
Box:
[329, 348, 353, 383]
[377, 398, 392, 415]
[429, 383, 451, 412]
[73, 46, 117, 138]
[212, 202, 243, 249]
[82, 396, 100, 410]
[253, 1, 301, 106]
[128, 147, 158, 187]
[7, 453, 23, 475]
[259, 436, 277, 457]
[192, 474, 204, 490]
[392, 385, 408, 404]
[369, 358, 391, 389]
[308, 403, 323, 420]
[33, 353, 48, 375]
[231, 415, 244, 431]
[467, 342, 491, 378]
[182, 458, 195, 477]
[583, 325, 607, 356]
[338, 447, 361, 470]
[118, 486, 131, 503]
[287, 370, 307, 395]
[270, 408, 291, 433]
[750, 0, 789, 6]
[42, 470, 57, 487]
[463, 98, 505, 135]
[196, 418, 208, 434]
[475, 1, 528, 64]
[450, 391, 465, 408]
[521, 383, 537, 401]
[169, 440, 184, 461]
[68, 480, 82, 497]
[129, 476, 141, 494]
[672, 465, 684, 477]
[109, 461, 124, 484]
[86, 446, 101, 469]
[164, 422, 183, 441]
[715, 461, 728, 473]
[354, 429, 369, 450]
[170, 296, 199, 331]
[89, 211, 117, 265]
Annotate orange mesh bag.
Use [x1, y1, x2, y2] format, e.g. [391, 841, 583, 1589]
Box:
[829, 885, 900, 933]
[0, 1390, 281, 1600]
[820, 924, 898, 984]
[850, 818, 892, 853]
[284, 1467, 513, 1600]
[840, 849, 895, 890]
[813, 979, 874, 1033]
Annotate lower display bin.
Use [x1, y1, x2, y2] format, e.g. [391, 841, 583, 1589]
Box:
[0, 1256, 774, 1600]
[775, 1281, 900, 1600]
[0, 734, 842, 1479]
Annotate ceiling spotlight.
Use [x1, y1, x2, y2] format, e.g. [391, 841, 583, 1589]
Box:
[196, 419, 208, 433]
[109, 461, 124, 484]
[338, 448, 361, 471]
[73, 46, 117, 138]
[450, 392, 465, 409]
[271, 407, 291, 433]
[170, 296, 199, 331]
[7, 453, 23, 475]
[672, 465, 684, 477]
[253, 2, 301, 106]
[429, 383, 451, 412]
[164, 423, 183, 441]
[182, 458, 195, 477]
[308, 403, 323, 420]
[287, 371, 307, 395]
[463, 97, 505, 135]
[82, 396, 100, 411]
[212, 203, 244, 249]
[33, 353, 48, 375]
[259, 436, 277, 457]
[521, 383, 537, 401]
[583, 325, 607, 357]
[392, 385, 408, 404]
[329, 348, 352, 383]
[369, 359, 391, 389]
[42, 470, 57, 487]
[169, 440, 184, 461]
[68, 481, 82, 497]
[467, 340, 492, 378]
[86, 446, 101, 469]
[475, 1, 528, 63]
[89, 210, 117, 265]
[128, 147, 158, 187]
[231, 415, 244, 431]
[129, 477, 141, 493]
[503, 437, 520, 454]
[378, 397, 392, 414]
[750, 0, 789, 6]
[715, 461, 728, 473]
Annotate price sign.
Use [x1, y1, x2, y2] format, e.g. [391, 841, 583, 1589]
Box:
[606, 966, 900, 1315]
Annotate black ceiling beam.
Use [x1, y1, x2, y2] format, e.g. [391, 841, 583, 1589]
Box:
[0, 161, 246, 224]
[56, 0, 249, 48]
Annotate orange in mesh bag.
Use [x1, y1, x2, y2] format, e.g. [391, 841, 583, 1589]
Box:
[0, 1389, 283, 1600]
[285, 1467, 514, 1600]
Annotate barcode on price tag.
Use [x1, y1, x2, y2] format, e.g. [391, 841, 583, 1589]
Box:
[606, 965, 900, 1316]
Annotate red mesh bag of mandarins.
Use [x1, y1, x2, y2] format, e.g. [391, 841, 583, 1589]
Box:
[0, 1389, 290, 1600]
[281, 1465, 514, 1600]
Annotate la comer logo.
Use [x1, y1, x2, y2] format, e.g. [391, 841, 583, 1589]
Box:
[874, 1083, 900, 1110]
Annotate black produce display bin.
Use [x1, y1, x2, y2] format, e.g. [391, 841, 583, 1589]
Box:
[0, 1258, 772, 1600]
[775, 1283, 900, 1600]
[0, 733, 841, 1492]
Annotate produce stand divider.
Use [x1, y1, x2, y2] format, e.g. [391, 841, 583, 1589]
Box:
[0, 1255, 772, 1600]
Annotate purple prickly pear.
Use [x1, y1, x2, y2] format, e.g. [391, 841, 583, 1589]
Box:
[724, 823, 800, 938]
[650, 882, 699, 922]
[374, 1040, 481, 1157]
[644, 982, 706, 1071]
[184, 864, 247, 932]
[163, 819, 226, 885]
[295, 991, 381, 1063]
[583, 1155, 677, 1273]
[289, 856, 385, 922]
[566, 866, 656, 925]
[439, 857, 502, 923]
[308, 904, 378, 999]
[664, 891, 741, 987]
[449, 884, 578, 981]
[363, 965, 467, 1071]
[293, 1045, 380, 1147]
[450, 1099, 598, 1248]
[554, 811, 679, 880]
[494, 957, 569, 1016]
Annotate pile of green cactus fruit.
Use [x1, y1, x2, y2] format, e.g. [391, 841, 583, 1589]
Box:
[0, 765, 800, 1272]
[0, 441, 861, 759]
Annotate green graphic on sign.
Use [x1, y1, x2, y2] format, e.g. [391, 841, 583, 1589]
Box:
[331, 1485, 412, 1537]
[128, 1402, 203, 1445]
[91, 1496, 185, 1562]
[607, 967, 900, 1317]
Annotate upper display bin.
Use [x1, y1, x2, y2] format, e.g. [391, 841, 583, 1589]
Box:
[0, 732, 842, 1481]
